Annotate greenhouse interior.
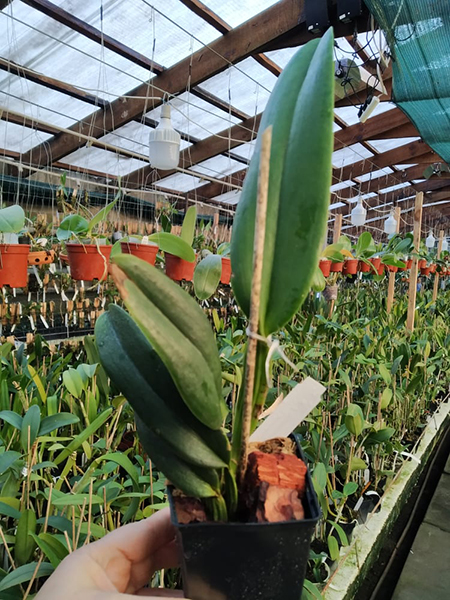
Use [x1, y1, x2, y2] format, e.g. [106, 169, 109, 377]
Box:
[0, 0, 449, 599]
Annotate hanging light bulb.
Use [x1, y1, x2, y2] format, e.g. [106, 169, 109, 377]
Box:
[425, 230, 436, 249]
[442, 237, 448, 252]
[384, 211, 397, 235]
[149, 104, 181, 170]
[351, 197, 367, 227]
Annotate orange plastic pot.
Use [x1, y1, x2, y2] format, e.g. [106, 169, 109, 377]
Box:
[343, 259, 358, 275]
[330, 261, 344, 273]
[120, 242, 158, 265]
[420, 266, 431, 276]
[377, 263, 385, 276]
[370, 257, 381, 271]
[418, 259, 427, 269]
[358, 260, 371, 273]
[27, 249, 55, 266]
[221, 257, 232, 285]
[319, 260, 332, 277]
[0, 244, 30, 288]
[66, 243, 112, 281]
[165, 253, 196, 282]
[387, 264, 398, 273]
[429, 263, 437, 274]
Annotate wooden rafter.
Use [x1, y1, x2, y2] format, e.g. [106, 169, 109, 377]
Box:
[179, 0, 282, 76]
[21, 0, 308, 167]
[21, 0, 165, 74]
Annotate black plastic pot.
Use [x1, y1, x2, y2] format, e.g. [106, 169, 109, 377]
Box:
[168, 437, 320, 600]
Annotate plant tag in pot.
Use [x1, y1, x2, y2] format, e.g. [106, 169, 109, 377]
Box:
[250, 377, 325, 442]
[142, 235, 149, 245]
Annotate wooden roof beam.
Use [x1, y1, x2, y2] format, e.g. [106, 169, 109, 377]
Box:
[335, 141, 436, 181]
[21, 0, 307, 167]
[21, 0, 164, 74]
[179, 0, 282, 76]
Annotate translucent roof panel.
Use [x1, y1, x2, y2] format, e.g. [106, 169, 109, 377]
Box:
[356, 167, 393, 182]
[63, 147, 148, 177]
[331, 180, 355, 192]
[333, 143, 373, 168]
[335, 101, 395, 126]
[155, 172, 203, 193]
[189, 155, 244, 179]
[378, 182, 412, 194]
[368, 137, 421, 153]
[0, 2, 153, 103]
[231, 141, 256, 162]
[212, 189, 241, 205]
[0, 73, 99, 128]
[146, 93, 240, 141]
[69, 0, 221, 70]
[202, 0, 280, 29]
[0, 121, 52, 153]
[199, 58, 278, 116]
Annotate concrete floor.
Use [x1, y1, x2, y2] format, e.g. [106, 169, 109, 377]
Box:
[391, 453, 450, 600]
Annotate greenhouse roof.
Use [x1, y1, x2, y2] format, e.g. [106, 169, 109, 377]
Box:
[0, 0, 450, 234]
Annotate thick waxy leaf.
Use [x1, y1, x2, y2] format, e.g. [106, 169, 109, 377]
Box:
[39, 413, 80, 436]
[194, 254, 222, 300]
[109, 255, 226, 429]
[15, 509, 37, 566]
[148, 232, 195, 262]
[56, 214, 89, 241]
[95, 306, 229, 467]
[231, 30, 335, 335]
[88, 197, 119, 234]
[180, 205, 197, 247]
[0, 205, 25, 233]
[0, 563, 54, 592]
[20, 405, 41, 452]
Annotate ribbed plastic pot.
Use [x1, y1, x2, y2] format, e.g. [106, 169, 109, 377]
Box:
[330, 261, 344, 273]
[165, 253, 195, 282]
[319, 260, 332, 277]
[168, 439, 320, 600]
[120, 242, 158, 265]
[369, 257, 381, 271]
[418, 259, 427, 269]
[377, 263, 385, 276]
[429, 263, 437, 274]
[0, 244, 30, 287]
[66, 243, 112, 281]
[387, 264, 398, 273]
[343, 259, 358, 275]
[420, 266, 431, 276]
[220, 257, 231, 285]
[358, 260, 371, 273]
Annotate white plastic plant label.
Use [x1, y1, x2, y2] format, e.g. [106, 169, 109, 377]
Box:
[250, 377, 325, 443]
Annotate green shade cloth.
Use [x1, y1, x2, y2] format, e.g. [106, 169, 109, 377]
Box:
[364, 0, 450, 165]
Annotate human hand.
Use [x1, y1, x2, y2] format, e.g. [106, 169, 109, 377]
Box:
[35, 507, 183, 599]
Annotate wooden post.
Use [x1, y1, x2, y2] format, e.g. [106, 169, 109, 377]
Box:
[213, 212, 219, 240]
[433, 230, 444, 302]
[387, 206, 401, 313]
[333, 214, 342, 244]
[406, 193, 423, 332]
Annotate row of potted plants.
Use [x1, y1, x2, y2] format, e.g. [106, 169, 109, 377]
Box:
[318, 232, 449, 278]
[0, 204, 232, 295]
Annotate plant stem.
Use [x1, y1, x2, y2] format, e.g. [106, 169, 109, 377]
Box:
[236, 126, 272, 487]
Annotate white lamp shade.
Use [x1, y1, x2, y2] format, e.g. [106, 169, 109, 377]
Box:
[384, 213, 397, 235]
[351, 199, 367, 227]
[425, 231, 436, 248]
[442, 238, 448, 252]
[149, 105, 181, 170]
